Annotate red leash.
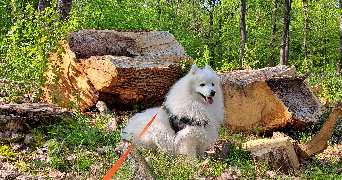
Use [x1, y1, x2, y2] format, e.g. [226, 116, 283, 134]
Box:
[102, 106, 164, 180]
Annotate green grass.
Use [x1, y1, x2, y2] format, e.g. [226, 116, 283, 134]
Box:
[1, 106, 342, 179]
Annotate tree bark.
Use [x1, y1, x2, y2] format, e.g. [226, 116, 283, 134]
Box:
[56, 0, 72, 21]
[38, 0, 72, 21]
[323, 17, 327, 65]
[209, 9, 214, 67]
[337, 0, 342, 75]
[217, 15, 222, 68]
[285, 30, 290, 65]
[239, 0, 247, 68]
[38, 0, 50, 13]
[269, 0, 277, 67]
[280, 0, 291, 65]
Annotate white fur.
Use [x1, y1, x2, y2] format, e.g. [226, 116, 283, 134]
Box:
[122, 65, 225, 158]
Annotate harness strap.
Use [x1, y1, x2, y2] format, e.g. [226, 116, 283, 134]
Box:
[163, 106, 208, 133]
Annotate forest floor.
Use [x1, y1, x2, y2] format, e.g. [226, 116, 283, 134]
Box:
[1, 86, 342, 179]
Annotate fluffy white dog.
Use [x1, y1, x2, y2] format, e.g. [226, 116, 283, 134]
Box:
[122, 65, 225, 158]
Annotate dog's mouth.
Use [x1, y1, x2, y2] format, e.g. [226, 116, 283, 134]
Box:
[200, 93, 213, 104]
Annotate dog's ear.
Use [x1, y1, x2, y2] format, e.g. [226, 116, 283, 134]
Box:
[205, 65, 215, 72]
[189, 64, 198, 75]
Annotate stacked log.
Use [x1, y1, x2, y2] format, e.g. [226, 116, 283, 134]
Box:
[43, 29, 192, 112]
[217, 66, 327, 133]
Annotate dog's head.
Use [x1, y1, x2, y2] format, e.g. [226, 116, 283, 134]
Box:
[189, 65, 220, 105]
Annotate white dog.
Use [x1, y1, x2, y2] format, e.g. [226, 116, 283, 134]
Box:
[122, 65, 225, 158]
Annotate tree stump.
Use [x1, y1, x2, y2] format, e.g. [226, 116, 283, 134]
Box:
[218, 65, 327, 133]
[243, 137, 299, 172]
[43, 29, 192, 112]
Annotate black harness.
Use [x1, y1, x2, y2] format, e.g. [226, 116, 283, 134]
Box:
[163, 106, 208, 133]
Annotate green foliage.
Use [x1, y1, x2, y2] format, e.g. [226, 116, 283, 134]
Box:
[298, 158, 342, 179]
[27, 112, 118, 170]
[0, 1, 76, 102]
[0, 145, 21, 161]
[141, 149, 198, 179]
[289, 109, 332, 144]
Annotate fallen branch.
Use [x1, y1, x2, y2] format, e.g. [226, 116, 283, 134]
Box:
[297, 102, 342, 159]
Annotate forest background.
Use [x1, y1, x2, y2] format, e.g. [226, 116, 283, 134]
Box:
[1, 0, 342, 178]
[1, 0, 342, 102]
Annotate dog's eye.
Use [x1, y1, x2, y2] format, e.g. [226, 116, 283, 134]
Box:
[212, 83, 214, 86]
[200, 83, 205, 87]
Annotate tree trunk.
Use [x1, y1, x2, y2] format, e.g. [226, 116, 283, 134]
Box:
[38, 0, 50, 13]
[285, 30, 290, 65]
[337, 0, 342, 75]
[323, 18, 327, 65]
[38, 0, 72, 21]
[302, 0, 308, 69]
[55, 0, 72, 21]
[239, 0, 247, 68]
[208, 7, 214, 67]
[217, 15, 222, 68]
[280, 0, 291, 65]
[269, 0, 277, 67]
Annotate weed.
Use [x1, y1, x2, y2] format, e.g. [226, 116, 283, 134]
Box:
[0, 145, 21, 161]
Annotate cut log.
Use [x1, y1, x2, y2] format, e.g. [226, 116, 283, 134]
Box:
[0, 103, 70, 133]
[297, 102, 342, 159]
[218, 65, 327, 133]
[243, 137, 299, 172]
[43, 29, 192, 112]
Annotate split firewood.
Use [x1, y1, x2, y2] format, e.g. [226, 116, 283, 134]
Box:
[43, 29, 192, 112]
[217, 66, 327, 133]
[297, 102, 342, 159]
[242, 137, 299, 172]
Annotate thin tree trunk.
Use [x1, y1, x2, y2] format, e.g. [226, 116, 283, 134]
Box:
[323, 17, 327, 66]
[337, 0, 342, 75]
[239, 0, 247, 68]
[38, 0, 72, 21]
[280, 0, 291, 66]
[217, 15, 222, 68]
[175, 0, 179, 15]
[302, 0, 308, 69]
[38, 0, 50, 13]
[209, 9, 214, 67]
[56, 0, 72, 21]
[269, 0, 277, 67]
[285, 30, 290, 65]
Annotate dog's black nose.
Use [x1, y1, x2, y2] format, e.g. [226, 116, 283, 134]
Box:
[210, 90, 216, 96]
